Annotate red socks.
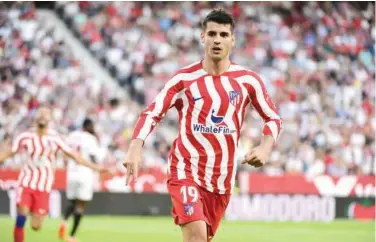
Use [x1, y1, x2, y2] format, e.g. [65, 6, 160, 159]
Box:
[14, 214, 26, 242]
[14, 227, 24, 242]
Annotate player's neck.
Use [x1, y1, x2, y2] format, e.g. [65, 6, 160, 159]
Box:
[202, 57, 231, 76]
[37, 127, 48, 136]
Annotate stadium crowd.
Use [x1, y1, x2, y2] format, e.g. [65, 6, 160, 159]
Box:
[0, 2, 143, 169]
[1, 2, 375, 178]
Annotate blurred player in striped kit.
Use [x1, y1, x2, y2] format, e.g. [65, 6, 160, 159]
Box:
[0, 105, 107, 242]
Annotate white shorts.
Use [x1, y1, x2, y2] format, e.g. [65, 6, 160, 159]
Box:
[66, 179, 94, 201]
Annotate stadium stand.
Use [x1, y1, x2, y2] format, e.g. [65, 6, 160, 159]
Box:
[1, 2, 375, 178]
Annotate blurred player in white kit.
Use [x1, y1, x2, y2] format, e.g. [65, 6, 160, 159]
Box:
[58, 118, 101, 242]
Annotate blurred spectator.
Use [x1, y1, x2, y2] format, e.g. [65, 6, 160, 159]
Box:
[0, 2, 144, 169]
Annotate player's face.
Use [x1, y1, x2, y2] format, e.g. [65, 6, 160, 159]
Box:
[35, 107, 52, 128]
[86, 124, 95, 135]
[201, 22, 235, 62]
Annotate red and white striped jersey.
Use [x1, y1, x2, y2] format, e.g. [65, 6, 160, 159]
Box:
[133, 61, 282, 194]
[11, 128, 73, 192]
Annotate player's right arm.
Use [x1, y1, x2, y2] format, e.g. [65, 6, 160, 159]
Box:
[123, 138, 143, 185]
[0, 148, 14, 164]
[123, 74, 185, 184]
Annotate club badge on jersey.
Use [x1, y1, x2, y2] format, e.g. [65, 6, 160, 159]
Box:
[184, 203, 194, 216]
[229, 90, 241, 106]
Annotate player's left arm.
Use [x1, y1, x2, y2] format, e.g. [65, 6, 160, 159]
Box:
[66, 151, 102, 171]
[55, 136, 104, 172]
[242, 73, 282, 167]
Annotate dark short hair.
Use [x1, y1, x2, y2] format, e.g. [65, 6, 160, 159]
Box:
[83, 118, 93, 129]
[202, 8, 235, 32]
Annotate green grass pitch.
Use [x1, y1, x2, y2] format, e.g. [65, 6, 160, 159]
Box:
[0, 215, 373, 242]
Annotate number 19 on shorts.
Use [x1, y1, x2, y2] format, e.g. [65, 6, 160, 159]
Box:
[180, 185, 198, 203]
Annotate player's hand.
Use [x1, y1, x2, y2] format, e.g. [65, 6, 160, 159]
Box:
[98, 166, 112, 175]
[123, 154, 141, 185]
[123, 139, 143, 185]
[241, 145, 272, 168]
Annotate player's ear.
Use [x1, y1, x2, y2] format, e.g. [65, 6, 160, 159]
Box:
[231, 33, 235, 47]
[200, 31, 205, 44]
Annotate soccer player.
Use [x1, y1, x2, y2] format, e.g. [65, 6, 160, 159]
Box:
[58, 118, 101, 242]
[123, 8, 282, 242]
[0, 105, 107, 242]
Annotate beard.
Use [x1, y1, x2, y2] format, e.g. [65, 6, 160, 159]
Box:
[38, 123, 46, 129]
[37, 121, 48, 129]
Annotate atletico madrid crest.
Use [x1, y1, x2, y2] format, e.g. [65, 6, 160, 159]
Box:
[184, 203, 194, 216]
[229, 90, 241, 106]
